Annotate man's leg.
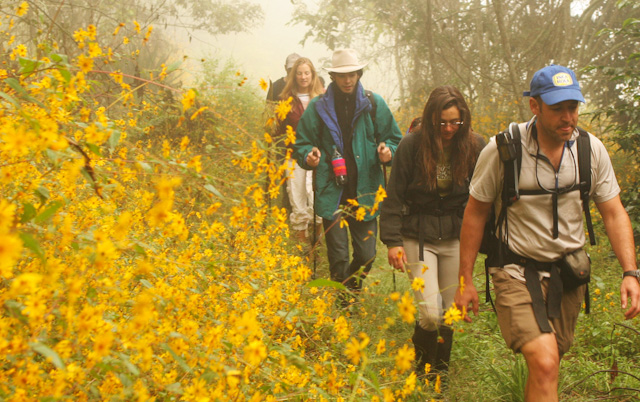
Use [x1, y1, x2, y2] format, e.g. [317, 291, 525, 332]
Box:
[323, 215, 350, 284]
[520, 334, 560, 402]
[345, 217, 377, 290]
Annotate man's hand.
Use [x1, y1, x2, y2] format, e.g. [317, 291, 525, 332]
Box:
[455, 281, 479, 323]
[306, 147, 321, 168]
[621, 276, 640, 320]
[387, 246, 407, 272]
[377, 142, 391, 163]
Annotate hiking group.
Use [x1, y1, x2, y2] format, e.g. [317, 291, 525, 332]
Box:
[268, 49, 640, 401]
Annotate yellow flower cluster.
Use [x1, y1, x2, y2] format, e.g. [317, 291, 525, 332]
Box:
[0, 14, 468, 400]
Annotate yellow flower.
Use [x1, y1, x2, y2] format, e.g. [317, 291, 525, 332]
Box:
[259, 78, 268, 91]
[88, 42, 102, 58]
[345, 332, 370, 365]
[188, 155, 202, 173]
[370, 185, 387, 215]
[16, 1, 29, 16]
[355, 207, 366, 221]
[284, 125, 296, 146]
[402, 372, 417, 396]
[459, 275, 466, 295]
[87, 24, 97, 40]
[77, 54, 93, 73]
[244, 339, 267, 366]
[394, 344, 414, 373]
[333, 316, 351, 341]
[10, 273, 43, 295]
[113, 22, 125, 36]
[411, 277, 425, 292]
[275, 97, 293, 121]
[190, 106, 208, 120]
[93, 330, 114, 358]
[0, 199, 16, 233]
[345, 337, 363, 365]
[375, 339, 386, 355]
[443, 304, 462, 325]
[264, 133, 273, 144]
[398, 292, 416, 323]
[0, 233, 23, 278]
[182, 89, 196, 111]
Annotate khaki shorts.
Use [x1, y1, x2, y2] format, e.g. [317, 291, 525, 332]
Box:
[491, 269, 586, 356]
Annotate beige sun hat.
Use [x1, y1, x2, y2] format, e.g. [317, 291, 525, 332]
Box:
[325, 49, 368, 73]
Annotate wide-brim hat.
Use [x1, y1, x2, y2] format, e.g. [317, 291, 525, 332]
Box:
[523, 64, 585, 105]
[325, 49, 368, 73]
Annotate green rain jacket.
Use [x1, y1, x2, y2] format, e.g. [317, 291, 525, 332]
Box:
[293, 81, 402, 220]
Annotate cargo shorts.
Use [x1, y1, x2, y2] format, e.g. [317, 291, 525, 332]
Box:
[491, 268, 586, 356]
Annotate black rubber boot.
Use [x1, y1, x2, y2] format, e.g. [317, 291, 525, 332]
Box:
[412, 322, 439, 377]
[435, 325, 454, 373]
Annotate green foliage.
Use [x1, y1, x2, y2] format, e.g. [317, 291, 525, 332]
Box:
[588, 1, 640, 248]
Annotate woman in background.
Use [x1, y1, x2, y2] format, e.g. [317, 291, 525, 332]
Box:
[380, 86, 485, 378]
[279, 57, 325, 244]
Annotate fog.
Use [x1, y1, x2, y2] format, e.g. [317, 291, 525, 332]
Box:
[168, 0, 398, 101]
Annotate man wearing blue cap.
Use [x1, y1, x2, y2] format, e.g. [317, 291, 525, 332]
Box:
[454, 65, 640, 401]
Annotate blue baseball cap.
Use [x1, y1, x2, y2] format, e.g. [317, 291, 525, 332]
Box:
[523, 65, 585, 105]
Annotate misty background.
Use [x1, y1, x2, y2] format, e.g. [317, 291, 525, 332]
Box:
[166, 0, 399, 101]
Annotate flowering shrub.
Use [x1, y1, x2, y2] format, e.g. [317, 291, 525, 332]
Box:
[0, 5, 463, 401]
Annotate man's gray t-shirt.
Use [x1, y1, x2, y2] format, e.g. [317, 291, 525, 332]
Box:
[470, 118, 620, 268]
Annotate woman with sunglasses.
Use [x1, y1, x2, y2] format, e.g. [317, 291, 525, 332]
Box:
[380, 86, 485, 379]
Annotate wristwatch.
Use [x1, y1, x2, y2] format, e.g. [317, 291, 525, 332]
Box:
[622, 270, 640, 282]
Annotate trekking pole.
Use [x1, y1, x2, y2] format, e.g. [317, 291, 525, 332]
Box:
[383, 164, 396, 292]
[312, 168, 317, 279]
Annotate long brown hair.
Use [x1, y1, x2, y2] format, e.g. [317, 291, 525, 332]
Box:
[279, 57, 324, 100]
[417, 85, 478, 189]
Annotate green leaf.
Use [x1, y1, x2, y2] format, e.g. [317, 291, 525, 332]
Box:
[5, 77, 27, 95]
[4, 77, 46, 108]
[108, 130, 122, 149]
[306, 278, 347, 290]
[117, 353, 140, 376]
[134, 244, 147, 256]
[161, 343, 192, 373]
[20, 232, 44, 260]
[622, 18, 640, 28]
[20, 203, 37, 223]
[137, 161, 152, 173]
[166, 60, 182, 74]
[140, 279, 153, 289]
[35, 187, 50, 203]
[204, 184, 223, 198]
[0, 91, 19, 108]
[18, 57, 41, 75]
[35, 201, 64, 223]
[85, 142, 102, 156]
[30, 342, 65, 370]
[57, 68, 71, 83]
[50, 53, 65, 63]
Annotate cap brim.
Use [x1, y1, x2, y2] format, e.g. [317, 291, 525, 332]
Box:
[324, 63, 368, 73]
[540, 89, 585, 105]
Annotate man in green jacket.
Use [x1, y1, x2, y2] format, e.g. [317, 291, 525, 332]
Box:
[293, 49, 402, 303]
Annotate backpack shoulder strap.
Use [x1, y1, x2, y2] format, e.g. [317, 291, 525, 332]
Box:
[577, 127, 596, 245]
[502, 122, 522, 207]
[365, 90, 377, 123]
